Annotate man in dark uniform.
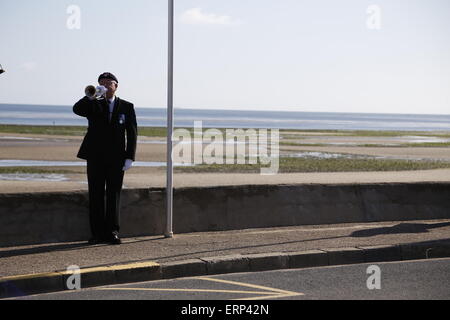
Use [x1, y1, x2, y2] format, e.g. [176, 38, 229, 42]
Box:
[73, 72, 137, 245]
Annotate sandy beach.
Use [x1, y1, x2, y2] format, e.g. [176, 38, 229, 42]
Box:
[1, 131, 450, 194]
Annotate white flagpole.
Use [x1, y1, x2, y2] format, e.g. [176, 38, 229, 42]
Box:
[165, 0, 174, 238]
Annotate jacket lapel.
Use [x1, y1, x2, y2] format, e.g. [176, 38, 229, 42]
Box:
[100, 98, 109, 123]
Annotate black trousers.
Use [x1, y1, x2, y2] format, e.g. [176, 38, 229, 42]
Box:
[87, 158, 124, 239]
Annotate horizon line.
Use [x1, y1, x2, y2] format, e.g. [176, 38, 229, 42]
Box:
[0, 102, 449, 117]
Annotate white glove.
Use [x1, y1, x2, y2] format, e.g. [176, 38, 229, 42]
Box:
[96, 85, 108, 97]
[123, 159, 133, 171]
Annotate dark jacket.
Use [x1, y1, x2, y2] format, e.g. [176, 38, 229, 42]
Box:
[73, 96, 137, 162]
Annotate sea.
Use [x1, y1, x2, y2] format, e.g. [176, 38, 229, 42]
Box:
[1, 103, 450, 131]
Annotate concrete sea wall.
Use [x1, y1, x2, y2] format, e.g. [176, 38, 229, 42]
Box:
[1, 182, 449, 247]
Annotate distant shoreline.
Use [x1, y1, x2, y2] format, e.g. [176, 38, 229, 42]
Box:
[2, 103, 450, 131]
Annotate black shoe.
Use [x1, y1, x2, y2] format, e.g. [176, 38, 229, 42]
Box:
[109, 234, 122, 245]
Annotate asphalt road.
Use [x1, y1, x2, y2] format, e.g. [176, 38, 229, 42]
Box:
[13, 258, 450, 300]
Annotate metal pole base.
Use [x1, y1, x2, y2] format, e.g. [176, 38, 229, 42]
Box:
[164, 232, 174, 239]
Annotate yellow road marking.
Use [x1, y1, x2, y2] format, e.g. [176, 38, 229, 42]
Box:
[98, 287, 276, 295]
[98, 276, 304, 300]
[234, 293, 304, 301]
[0, 272, 62, 282]
[195, 276, 303, 296]
[104, 261, 160, 271]
[0, 261, 160, 282]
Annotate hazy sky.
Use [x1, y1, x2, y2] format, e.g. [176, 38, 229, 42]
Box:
[1, 0, 449, 114]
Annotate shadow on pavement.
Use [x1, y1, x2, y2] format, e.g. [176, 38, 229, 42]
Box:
[0, 237, 166, 258]
[350, 222, 450, 238]
[2, 222, 449, 261]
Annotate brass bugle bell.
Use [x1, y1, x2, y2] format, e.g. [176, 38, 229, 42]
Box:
[85, 85, 96, 97]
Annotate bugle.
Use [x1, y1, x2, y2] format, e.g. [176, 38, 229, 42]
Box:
[85, 85, 107, 100]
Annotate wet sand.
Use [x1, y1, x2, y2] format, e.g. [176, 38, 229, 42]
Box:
[282, 146, 450, 161]
[1, 132, 450, 194]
